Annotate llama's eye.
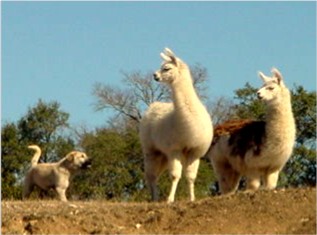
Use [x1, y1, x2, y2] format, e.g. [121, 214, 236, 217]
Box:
[162, 68, 171, 72]
[267, 87, 274, 91]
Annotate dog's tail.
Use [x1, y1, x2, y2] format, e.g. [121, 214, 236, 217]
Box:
[28, 145, 42, 167]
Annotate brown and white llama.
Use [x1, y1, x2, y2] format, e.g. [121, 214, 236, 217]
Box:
[139, 48, 213, 203]
[207, 68, 296, 194]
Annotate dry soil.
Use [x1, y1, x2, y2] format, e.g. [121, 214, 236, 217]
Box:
[1, 187, 316, 234]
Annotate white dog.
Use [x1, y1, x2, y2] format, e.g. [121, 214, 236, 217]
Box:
[23, 145, 92, 201]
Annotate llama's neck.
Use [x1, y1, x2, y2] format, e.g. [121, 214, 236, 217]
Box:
[170, 72, 202, 114]
[265, 89, 295, 143]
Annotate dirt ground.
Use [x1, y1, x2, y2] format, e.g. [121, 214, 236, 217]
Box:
[1, 187, 316, 234]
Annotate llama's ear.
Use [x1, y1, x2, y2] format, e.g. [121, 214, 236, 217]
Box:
[160, 52, 172, 62]
[164, 48, 175, 57]
[258, 71, 271, 83]
[161, 47, 177, 65]
[271, 67, 283, 85]
[169, 55, 178, 65]
[163, 48, 178, 65]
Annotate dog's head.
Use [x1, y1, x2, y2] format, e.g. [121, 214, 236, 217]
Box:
[65, 151, 92, 170]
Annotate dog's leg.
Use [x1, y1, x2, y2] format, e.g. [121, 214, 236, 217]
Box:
[39, 189, 51, 199]
[23, 185, 34, 200]
[56, 187, 68, 202]
[23, 176, 34, 200]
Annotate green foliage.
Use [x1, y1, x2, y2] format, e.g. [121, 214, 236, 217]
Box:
[18, 99, 71, 162]
[71, 128, 145, 201]
[280, 146, 316, 187]
[1, 123, 27, 199]
[233, 82, 266, 120]
[291, 86, 316, 146]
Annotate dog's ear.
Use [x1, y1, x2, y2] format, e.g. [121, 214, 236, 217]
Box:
[66, 152, 75, 162]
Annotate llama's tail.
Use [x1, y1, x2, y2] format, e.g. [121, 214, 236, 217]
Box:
[28, 145, 42, 167]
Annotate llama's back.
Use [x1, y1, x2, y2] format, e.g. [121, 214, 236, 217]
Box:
[207, 120, 265, 173]
[209, 117, 295, 174]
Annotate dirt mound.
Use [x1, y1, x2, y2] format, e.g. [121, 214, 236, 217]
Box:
[2, 187, 316, 234]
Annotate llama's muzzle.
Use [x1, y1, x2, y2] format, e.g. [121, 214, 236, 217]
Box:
[153, 73, 160, 81]
[257, 91, 263, 100]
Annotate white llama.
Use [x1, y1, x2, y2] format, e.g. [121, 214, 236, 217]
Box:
[207, 68, 296, 194]
[139, 48, 213, 203]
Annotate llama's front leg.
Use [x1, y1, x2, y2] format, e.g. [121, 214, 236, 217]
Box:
[167, 157, 182, 203]
[246, 175, 261, 192]
[185, 158, 200, 202]
[213, 160, 240, 195]
[263, 171, 279, 190]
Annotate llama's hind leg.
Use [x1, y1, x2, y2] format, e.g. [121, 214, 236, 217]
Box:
[263, 171, 279, 190]
[144, 152, 167, 201]
[245, 175, 261, 192]
[184, 158, 200, 202]
[167, 156, 182, 203]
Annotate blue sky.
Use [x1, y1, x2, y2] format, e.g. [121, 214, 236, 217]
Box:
[2, 1, 316, 129]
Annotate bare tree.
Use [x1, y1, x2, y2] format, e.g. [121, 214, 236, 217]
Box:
[207, 96, 237, 126]
[93, 64, 209, 128]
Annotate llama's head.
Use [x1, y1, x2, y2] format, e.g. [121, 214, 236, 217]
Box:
[257, 68, 286, 104]
[153, 48, 190, 84]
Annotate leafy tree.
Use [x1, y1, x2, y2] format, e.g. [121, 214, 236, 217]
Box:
[291, 86, 316, 146]
[233, 82, 265, 120]
[72, 127, 146, 201]
[18, 99, 72, 163]
[1, 123, 25, 199]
